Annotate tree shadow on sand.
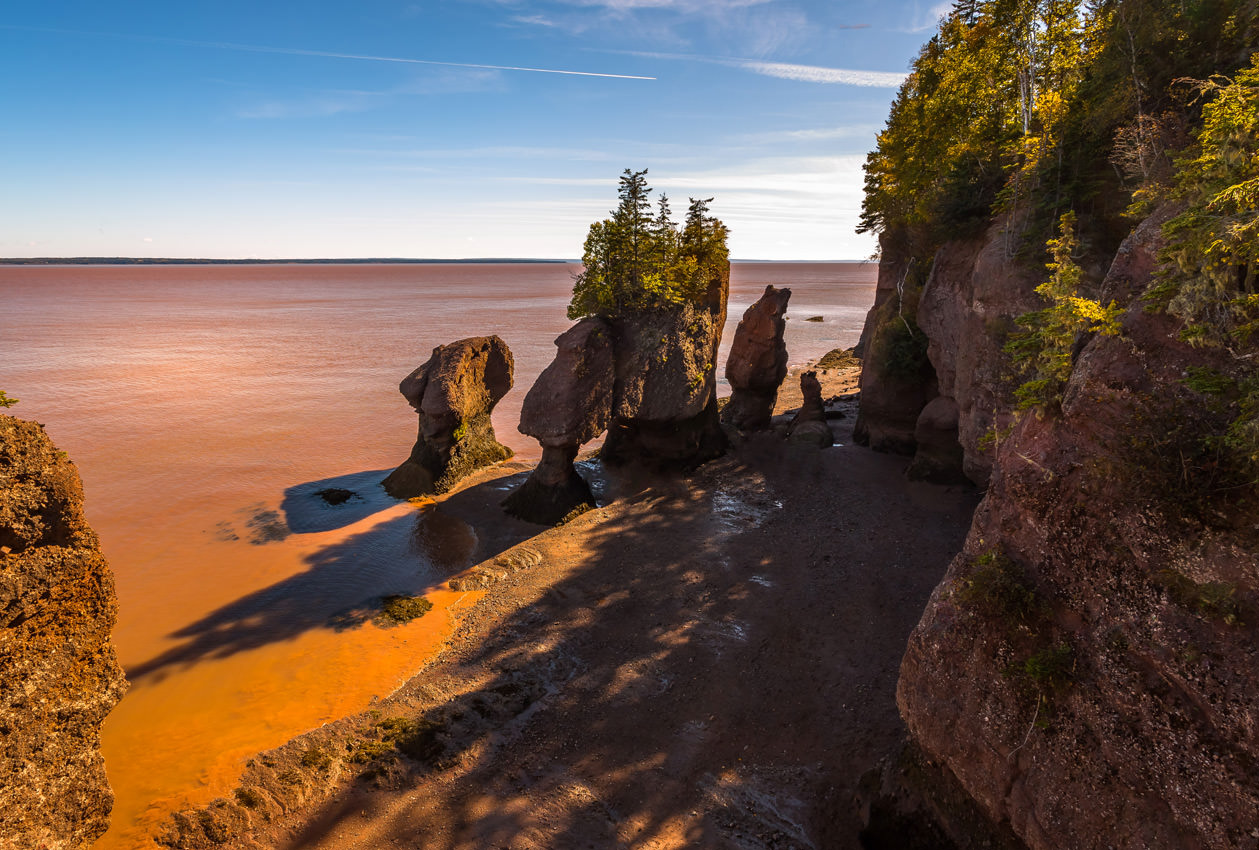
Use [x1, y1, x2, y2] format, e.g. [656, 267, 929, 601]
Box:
[127, 468, 545, 684]
[270, 434, 981, 850]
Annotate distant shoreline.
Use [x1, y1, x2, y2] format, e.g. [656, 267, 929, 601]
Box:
[0, 257, 872, 267]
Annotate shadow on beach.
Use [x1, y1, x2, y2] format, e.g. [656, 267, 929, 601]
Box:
[264, 427, 981, 850]
[127, 467, 546, 684]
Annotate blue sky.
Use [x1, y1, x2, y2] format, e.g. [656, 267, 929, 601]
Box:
[1, 1, 949, 260]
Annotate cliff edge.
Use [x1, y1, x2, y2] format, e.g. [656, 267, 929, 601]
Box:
[0, 414, 127, 848]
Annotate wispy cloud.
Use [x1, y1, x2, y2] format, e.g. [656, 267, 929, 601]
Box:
[735, 125, 883, 144]
[561, 0, 773, 12]
[0, 24, 655, 81]
[597, 48, 907, 88]
[511, 14, 561, 27]
[740, 61, 906, 87]
[902, 1, 952, 33]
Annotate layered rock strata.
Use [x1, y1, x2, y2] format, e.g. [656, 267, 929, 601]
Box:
[722, 284, 791, 431]
[0, 414, 127, 848]
[383, 336, 514, 499]
[503, 318, 614, 525]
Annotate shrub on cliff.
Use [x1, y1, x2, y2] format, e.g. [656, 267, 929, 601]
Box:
[1006, 211, 1122, 412]
[1150, 55, 1259, 478]
[0, 390, 17, 408]
[568, 169, 728, 320]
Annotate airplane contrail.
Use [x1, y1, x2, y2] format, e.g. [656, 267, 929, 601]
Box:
[2, 24, 656, 80]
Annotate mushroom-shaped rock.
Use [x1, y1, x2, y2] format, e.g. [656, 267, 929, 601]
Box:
[722, 284, 791, 431]
[382, 336, 514, 498]
[504, 318, 614, 524]
[787, 371, 833, 447]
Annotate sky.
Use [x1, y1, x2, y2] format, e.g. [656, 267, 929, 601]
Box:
[1, 1, 951, 260]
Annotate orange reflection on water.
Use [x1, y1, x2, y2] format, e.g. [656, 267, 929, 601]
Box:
[99, 500, 485, 849]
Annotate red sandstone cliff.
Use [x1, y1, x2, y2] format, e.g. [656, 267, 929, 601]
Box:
[860, 212, 1259, 848]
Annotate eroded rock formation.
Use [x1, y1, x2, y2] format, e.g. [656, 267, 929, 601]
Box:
[786, 371, 832, 447]
[722, 284, 791, 431]
[503, 318, 614, 525]
[600, 268, 730, 470]
[862, 209, 1259, 848]
[0, 414, 127, 848]
[383, 336, 514, 499]
[852, 248, 938, 457]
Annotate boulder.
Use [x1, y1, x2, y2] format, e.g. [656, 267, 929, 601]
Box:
[0, 415, 127, 848]
[722, 284, 791, 431]
[504, 318, 614, 524]
[382, 336, 514, 498]
[787, 371, 833, 447]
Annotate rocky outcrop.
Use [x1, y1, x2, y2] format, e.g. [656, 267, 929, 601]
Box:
[503, 318, 614, 525]
[722, 285, 791, 431]
[787, 371, 833, 447]
[0, 414, 127, 848]
[383, 336, 514, 499]
[853, 243, 938, 455]
[889, 211, 1259, 849]
[912, 223, 1042, 486]
[600, 266, 730, 470]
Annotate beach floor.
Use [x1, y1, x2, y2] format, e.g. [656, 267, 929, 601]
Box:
[162, 362, 979, 850]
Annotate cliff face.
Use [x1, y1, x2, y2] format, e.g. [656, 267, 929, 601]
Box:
[862, 213, 1259, 848]
[0, 414, 127, 848]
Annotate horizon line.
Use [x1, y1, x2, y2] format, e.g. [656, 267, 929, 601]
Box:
[0, 256, 874, 265]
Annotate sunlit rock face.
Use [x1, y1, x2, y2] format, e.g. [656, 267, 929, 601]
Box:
[0, 414, 128, 848]
[383, 335, 514, 499]
[722, 284, 791, 432]
[504, 318, 614, 525]
[600, 263, 730, 470]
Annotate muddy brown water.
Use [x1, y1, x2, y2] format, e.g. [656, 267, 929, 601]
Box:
[0, 262, 875, 847]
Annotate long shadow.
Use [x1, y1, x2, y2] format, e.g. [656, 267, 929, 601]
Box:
[277, 432, 981, 849]
[128, 470, 543, 684]
[280, 469, 399, 534]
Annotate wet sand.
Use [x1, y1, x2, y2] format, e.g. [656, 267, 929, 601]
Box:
[156, 365, 980, 850]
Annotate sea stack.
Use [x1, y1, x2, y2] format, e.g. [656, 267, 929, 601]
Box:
[0, 414, 127, 848]
[503, 318, 614, 525]
[382, 335, 514, 499]
[722, 284, 791, 431]
[600, 267, 730, 470]
[786, 371, 833, 447]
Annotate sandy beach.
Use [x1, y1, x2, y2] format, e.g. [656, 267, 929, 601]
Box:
[157, 360, 979, 850]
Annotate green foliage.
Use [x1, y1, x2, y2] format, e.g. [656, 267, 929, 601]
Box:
[1017, 643, 1074, 690]
[1158, 55, 1259, 347]
[378, 595, 434, 625]
[568, 169, 729, 319]
[1006, 212, 1123, 412]
[876, 317, 931, 379]
[956, 549, 1042, 625]
[861, 0, 1259, 261]
[1182, 366, 1235, 396]
[0, 391, 17, 408]
[299, 747, 332, 770]
[1156, 568, 1243, 624]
